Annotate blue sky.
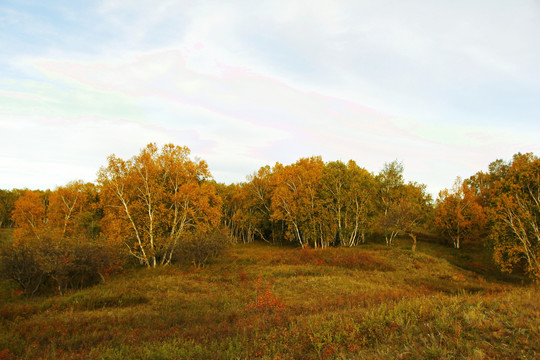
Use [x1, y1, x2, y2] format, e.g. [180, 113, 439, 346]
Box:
[1, 0, 540, 195]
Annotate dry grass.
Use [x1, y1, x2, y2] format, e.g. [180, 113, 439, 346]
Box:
[0, 241, 538, 359]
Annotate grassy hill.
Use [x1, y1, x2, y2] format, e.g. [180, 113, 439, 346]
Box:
[0, 240, 538, 359]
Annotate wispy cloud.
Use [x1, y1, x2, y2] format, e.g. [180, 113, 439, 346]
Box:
[1, 0, 540, 194]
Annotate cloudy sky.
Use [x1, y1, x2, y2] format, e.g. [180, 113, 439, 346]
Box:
[1, 0, 540, 195]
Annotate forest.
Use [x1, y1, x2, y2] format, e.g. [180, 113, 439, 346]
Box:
[0, 143, 539, 359]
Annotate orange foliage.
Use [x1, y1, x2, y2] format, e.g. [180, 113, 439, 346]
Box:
[246, 276, 286, 313]
[488, 153, 540, 280]
[271, 157, 327, 248]
[11, 190, 47, 242]
[12, 183, 99, 244]
[435, 177, 486, 249]
[98, 143, 222, 267]
[48, 181, 99, 238]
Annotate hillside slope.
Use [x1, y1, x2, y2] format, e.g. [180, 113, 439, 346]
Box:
[0, 243, 538, 359]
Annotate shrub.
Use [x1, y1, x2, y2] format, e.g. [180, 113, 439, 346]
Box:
[245, 276, 286, 313]
[0, 235, 123, 296]
[177, 228, 231, 267]
[0, 244, 47, 297]
[42, 237, 123, 294]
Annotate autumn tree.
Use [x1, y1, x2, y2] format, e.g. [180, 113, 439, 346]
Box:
[394, 182, 432, 251]
[47, 181, 101, 238]
[271, 157, 328, 248]
[230, 165, 278, 243]
[467, 159, 510, 210]
[216, 181, 264, 244]
[376, 161, 405, 245]
[0, 189, 20, 228]
[214, 182, 241, 238]
[98, 143, 222, 267]
[321, 160, 377, 246]
[487, 153, 540, 280]
[8, 186, 113, 295]
[434, 177, 486, 249]
[7, 190, 49, 293]
[11, 183, 100, 242]
[321, 161, 348, 246]
[11, 190, 48, 241]
[378, 181, 432, 250]
[345, 161, 378, 245]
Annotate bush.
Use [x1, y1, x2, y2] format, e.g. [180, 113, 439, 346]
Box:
[0, 235, 123, 296]
[177, 228, 231, 267]
[0, 244, 47, 296]
[43, 238, 122, 294]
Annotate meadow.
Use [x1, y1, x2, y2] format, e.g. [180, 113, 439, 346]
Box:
[0, 230, 538, 360]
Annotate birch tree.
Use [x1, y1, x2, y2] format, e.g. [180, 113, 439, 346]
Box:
[98, 143, 221, 267]
[376, 161, 405, 246]
[11, 190, 48, 241]
[434, 177, 486, 249]
[396, 182, 432, 251]
[321, 160, 377, 247]
[489, 153, 540, 280]
[271, 157, 328, 248]
[236, 165, 277, 243]
[47, 181, 101, 238]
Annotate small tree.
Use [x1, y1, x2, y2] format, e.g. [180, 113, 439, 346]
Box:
[397, 183, 432, 251]
[376, 160, 405, 246]
[435, 178, 486, 249]
[379, 182, 431, 249]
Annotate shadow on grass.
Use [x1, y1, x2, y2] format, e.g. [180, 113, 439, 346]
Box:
[392, 236, 530, 285]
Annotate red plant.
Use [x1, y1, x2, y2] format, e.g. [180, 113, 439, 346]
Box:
[0, 349, 12, 360]
[246, 276, 285, 313]
[103, 264, 123, 277]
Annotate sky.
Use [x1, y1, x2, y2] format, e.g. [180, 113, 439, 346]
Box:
[1, 0, 540, 196]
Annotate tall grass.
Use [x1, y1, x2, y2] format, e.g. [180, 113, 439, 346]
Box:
[0, 242, 537, 359]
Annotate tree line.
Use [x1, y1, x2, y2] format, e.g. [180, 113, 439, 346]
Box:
[1, 144, 539, 291]
[215, 158, 432, 250]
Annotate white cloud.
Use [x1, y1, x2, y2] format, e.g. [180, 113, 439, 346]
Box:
[2, 0, 540, 194]
[0, 115, 175, 189]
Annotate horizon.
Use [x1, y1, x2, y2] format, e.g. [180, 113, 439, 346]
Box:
[0, 144, 526, 199]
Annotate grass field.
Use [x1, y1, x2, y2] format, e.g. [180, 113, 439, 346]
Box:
[0, 237, 539, 359]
